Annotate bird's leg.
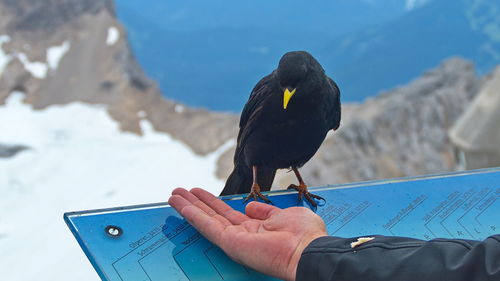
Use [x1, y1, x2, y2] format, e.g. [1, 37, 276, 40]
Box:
[244, 166, 273, 204]
[287, 167, 324, 208]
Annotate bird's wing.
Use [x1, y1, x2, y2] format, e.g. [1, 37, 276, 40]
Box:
[234, 73, 275, 163]
[327, 77, 342, 131]
[239, 73, 274, 128]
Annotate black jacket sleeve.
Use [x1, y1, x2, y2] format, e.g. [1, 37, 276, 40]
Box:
[296, 234, 500, 281]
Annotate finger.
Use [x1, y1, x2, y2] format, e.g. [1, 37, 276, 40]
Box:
[168, 194, 192, 212]
[171, 187, 186, 194]
[245, 201, 280, 220]
[179, 204, 227, 246]
[190, 188, 249, 224]
[169, 191, 232, 227]
[172, 188, 217, 215]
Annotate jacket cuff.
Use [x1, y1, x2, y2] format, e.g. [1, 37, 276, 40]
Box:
[295, 236, 345, 280]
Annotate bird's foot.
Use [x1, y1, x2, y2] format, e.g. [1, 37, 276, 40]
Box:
[243, 186, 273, 205]
[287, 184, 325, 208]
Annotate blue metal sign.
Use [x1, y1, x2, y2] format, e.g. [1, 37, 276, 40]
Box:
[65, 168, 500, 281]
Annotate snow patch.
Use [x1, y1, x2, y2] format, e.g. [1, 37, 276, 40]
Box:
[0, 35, 12, 77]
[106, 26, 120, 46]
[16, 53, 48, 79]
[7, 40, 70, 79]
[211, 138, 236, 159]
[175, 104, 185, 113]
[0, 92, 226, 281]
[47, 41, 70, 70]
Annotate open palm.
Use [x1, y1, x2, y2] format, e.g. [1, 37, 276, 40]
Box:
[168, 188, 327, 281]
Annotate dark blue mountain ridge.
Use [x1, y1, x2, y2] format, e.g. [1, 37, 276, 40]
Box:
[114, 0, 411, 111]
[326, 0, 500, 100]
[115, 0, 500, 111]
[116, 0, 407, 33]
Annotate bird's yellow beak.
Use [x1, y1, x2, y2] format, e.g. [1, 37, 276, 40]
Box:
[283, 88, 296, 109]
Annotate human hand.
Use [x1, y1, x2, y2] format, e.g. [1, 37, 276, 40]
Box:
[168, 188, 327, 281]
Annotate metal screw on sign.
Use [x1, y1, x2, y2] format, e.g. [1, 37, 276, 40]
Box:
[105, 225, 122, 238]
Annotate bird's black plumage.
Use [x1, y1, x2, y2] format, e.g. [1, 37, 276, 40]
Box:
[221, 51, 341, 203]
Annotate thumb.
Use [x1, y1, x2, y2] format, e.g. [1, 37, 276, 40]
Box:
[245, 201, 280, 220]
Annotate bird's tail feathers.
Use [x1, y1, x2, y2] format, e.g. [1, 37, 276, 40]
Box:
[220, 164, 253, 196]
[257, 169, 276, 192]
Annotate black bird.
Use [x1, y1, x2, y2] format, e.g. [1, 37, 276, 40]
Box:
[220, 51, 341, 207]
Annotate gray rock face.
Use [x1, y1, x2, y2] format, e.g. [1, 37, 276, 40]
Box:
[0, 143, 29, 158]
[296, 58, 483, 186]
[0, 0, 237, 155]
[2, 0, 114, 32]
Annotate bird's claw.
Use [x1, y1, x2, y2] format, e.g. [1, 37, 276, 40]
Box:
[243, 190, 273, 205]
[288, 184, 325, 209]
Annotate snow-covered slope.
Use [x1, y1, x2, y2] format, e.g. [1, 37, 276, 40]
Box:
[0, 92, 231, 281]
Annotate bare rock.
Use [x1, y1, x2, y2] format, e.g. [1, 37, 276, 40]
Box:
[0, 0, 237, 155]
[0, 143, 30, 158]
[299, 58, 482, 186]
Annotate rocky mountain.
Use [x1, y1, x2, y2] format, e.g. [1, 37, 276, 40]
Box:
[298, 58, 483, 185]
[0, 0, 237, 155]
